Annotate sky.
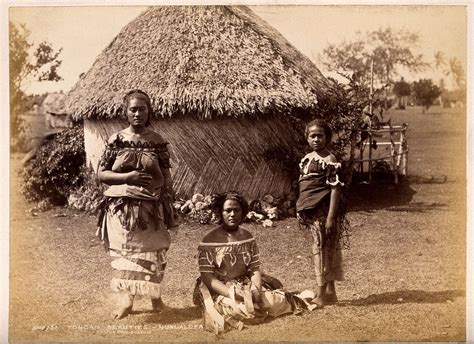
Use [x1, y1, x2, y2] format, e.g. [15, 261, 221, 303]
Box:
[8, 4, 468, 95]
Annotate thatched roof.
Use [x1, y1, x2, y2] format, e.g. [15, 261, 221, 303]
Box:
[66, 6, 332, 120]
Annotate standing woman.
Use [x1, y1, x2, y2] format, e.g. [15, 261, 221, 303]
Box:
[296, 119, 349, 307]
[97, 89, 175, 319]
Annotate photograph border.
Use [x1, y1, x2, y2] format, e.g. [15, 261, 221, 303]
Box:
[1, 0, 472, 342]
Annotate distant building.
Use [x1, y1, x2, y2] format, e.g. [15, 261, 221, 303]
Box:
[20, 92, 73, 165]
[42, 92, 73, 129]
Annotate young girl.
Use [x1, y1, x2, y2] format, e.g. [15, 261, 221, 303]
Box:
[296, 119, 348, 307]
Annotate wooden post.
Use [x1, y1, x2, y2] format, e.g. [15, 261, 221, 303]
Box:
[369, 59, 374, 116]
[368, 59, 374, 183]
[348, 131, 357, 185]
[401, 124, 408, 175]
[396, 130, 403, 169]
[389, 122, 398, 184]
[368, 128, 373, 183]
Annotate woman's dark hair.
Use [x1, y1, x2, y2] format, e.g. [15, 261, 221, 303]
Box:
[304, 118, 332, 143]
[211, 191, 249, 223]
[123, 89, 153, 126]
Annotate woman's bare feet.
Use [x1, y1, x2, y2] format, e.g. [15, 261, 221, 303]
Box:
[311, 285, 326, 308]
[111, 293, 134, 319]
[325, 281, 338, 304]
[310, 296, 325, 309]
[325, 292, 338, 304]
[151, 297, 167, 313]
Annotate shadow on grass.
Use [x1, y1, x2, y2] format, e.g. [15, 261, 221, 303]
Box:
[347, 177, 450, 213]
[383, 201, 448, 213]
[348, 175, 455, 213]
[341, 289, 464, 306]
[138, 306, 201, 324]
[348, 181, 417, 212]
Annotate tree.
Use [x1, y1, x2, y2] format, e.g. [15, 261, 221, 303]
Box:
[412, 79, 442, 113]
[446, 57, 465, 89]
[393, 77, 411, 109]
[9, 21, 63, 148]
[433, 51, 446, 70]
[322, 28, 428, 108]
[433, 51, 466, 89]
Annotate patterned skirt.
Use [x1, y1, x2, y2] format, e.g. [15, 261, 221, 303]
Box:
[193, 275, 316, 334]
[299, 204, 350, 286]
[97, 197, 171, 298]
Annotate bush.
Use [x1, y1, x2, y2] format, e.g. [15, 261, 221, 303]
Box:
[21, 126, 86, 205]
[68, 166, 106, 214]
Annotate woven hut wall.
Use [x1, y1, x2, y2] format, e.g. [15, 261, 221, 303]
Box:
[85, 117, 299, 199]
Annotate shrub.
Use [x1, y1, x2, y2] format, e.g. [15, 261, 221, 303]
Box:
[68, 165, 106, 214]
[21, 126, 86, 205]
[316, 78, 369, 161]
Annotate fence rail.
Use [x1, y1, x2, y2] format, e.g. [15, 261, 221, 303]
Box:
[348, 122, 408, 184]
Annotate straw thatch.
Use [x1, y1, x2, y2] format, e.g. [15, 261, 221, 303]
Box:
[68, 6, 333, 199]
[66, 6, 331, 119]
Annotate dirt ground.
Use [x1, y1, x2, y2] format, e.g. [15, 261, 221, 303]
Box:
[9, 106, 466, 342]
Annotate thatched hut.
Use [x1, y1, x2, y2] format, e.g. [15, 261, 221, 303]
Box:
[66, 6, 332, 199]
[42, 92, 73, 129]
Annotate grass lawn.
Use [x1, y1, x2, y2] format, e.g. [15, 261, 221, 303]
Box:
[9, 105, 466, 342]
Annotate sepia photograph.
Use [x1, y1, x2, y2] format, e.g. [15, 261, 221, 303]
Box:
[3, 1, 471, 342]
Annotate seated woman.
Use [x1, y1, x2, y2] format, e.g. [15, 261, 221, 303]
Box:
[193, 192, 318, 334]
